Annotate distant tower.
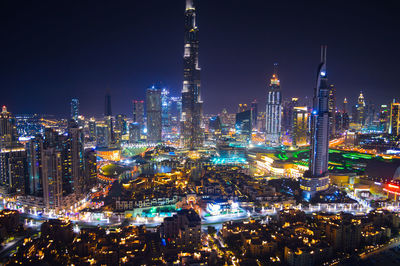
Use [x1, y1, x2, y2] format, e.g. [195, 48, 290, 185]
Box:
[343, 98, 348, 113]
[104, 91, 112, 117]
[161, 88, 171, 136]
[146, 86, 162, 143]
[104, 90, 114, 143]
[300, 46, 330, 198]
[356, 92, 366, 125]
[71, 99, 79, 122]
[181, 0, 203, 149]
[42, 147, 63, 209]
[132, 100, 144, 126]
[265, 63, 282, 145]
[0, 106, 18, 146]
[389, 101, 400, 136]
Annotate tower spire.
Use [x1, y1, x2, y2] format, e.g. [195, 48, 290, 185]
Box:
[273, 62, 279, 75]
[186, 0, 194, 10]
[320, 45, 327, 64]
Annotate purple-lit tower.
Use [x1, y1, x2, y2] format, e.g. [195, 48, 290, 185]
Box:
[300, 46, 330, 198]
[180, 0, 203, 149]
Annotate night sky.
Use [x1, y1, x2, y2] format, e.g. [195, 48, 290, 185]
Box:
[1, 0, 399, 117]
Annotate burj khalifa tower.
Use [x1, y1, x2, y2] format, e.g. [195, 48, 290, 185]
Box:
[180, 0, 203, 149]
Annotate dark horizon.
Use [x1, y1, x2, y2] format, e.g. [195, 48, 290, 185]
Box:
[1, 0, 399, 117]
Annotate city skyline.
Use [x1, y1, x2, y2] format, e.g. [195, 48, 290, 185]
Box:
[1, 1, 400, 264]
[1, 0, 399, 116]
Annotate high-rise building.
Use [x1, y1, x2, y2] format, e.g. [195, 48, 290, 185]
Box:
[282, 98, 299, 134]
[170, 96, 182, 132]
[365, 100, 377, 127]
[42, 147, 63, 210]
[328, 85, 336, 138]
[265, 63, 282, 145]
[68, 122, 84, 196]
[379, 104, 389, 132]
[235, 110, 252, 142]
[389, 101, 399, 136]
[114, 114, 127, 143]
[292, 107, 309, 147]
[132, 100, 144, 126]
[84, 149, 97, 192]
[181, 0, 203, 149]
[71, 99, 79, 122]
[26, 135, 43, 196]
[146, 86, 162, 143]
[96, 123, 110, 148]
[209, 116, 222, 134]
[343, 98, 348, 113]
[300, 46, 330, 198]
[250, 100, 258, 128]
[0, 144, 28, 194]
[0, 106, 18, 146]
[161, 88, 171, 136]
[88, 118, 96, 142]
[354, 92, 366, 125]
[104, 91, 112, 117]
[105, 116, 114, 144]
[129, 122, 141, 143]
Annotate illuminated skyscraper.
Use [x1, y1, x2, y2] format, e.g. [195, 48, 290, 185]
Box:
[114, 114, 127, 143]
[88, 118, 96, 141]
[95, 122, 110, 148]
[129, 122, 141, 143]
[292, 107, 309, 147]
[235, 110, 252, 142]
[300, 46, 330, 198]
[132, 100, 144, 126]
[71, 98, 79, 122]
[181, 0, 203, 149]
[27, 135, 43, 196]
[0, 144, 28, 194]
[146, 86, 162, 143]
[379, 104, 389, 132]
[67, 122, 84, 196]
[354, 92, 366, 125]
[343, 98, 348, 113]
[389, 101, 399, 136]
[265, 63, 282, 145]
[42, 147, 63, 210]
[161, 88, 171, 136]
[282, 98, 299, 134]
[0, 106, 18, 146]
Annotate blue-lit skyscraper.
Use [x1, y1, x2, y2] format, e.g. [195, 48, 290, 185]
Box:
[161, 88, 171, 136]
[300, 46, 330, 198]
[71, 98, 79, 122]
[235, 110, 252, 142]
[265, 63, 282, 145]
